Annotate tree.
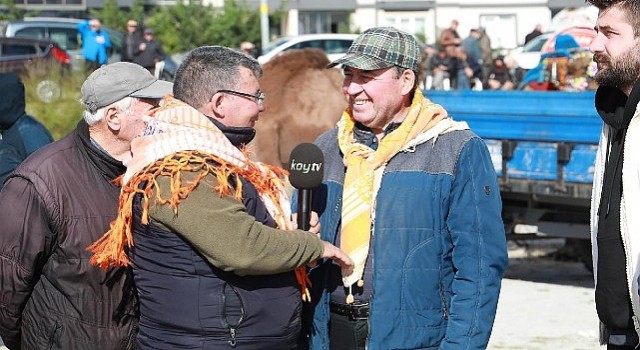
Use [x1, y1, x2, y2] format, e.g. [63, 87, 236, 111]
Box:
[145, 0, 216, 54]
[147, 0, 264, 54]
[0, 0, 26, 20]
[89, 0, 145, 32]
[208, 0, 261, 48]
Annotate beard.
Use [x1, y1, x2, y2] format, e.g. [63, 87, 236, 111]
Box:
[594, 42, 640, 91]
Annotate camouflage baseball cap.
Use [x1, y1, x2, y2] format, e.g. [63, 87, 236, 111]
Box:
[328, 27, 421, 71]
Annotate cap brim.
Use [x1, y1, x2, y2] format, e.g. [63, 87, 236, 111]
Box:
[327, 52, 394, 70]
[130, 79, 173, 99]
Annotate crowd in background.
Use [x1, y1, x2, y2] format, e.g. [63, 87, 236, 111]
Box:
[420, 19, 598, 92]
[121, 19, 166, 76]
[76, 17, 166, 76]
[419, 19, 517, 91]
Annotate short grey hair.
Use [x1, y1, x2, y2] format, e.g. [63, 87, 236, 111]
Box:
[82, 96, 136, 126]
[173, 46, 263, 109]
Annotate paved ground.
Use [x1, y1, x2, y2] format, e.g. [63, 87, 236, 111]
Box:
[488, 239, 603, 350]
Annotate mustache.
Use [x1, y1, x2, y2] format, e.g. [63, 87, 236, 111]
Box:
[593, 54, 610, 64]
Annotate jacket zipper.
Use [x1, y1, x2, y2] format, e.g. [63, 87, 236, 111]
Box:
[221, 284, 245, 348]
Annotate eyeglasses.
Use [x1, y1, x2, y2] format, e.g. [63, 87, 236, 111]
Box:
[217, 89, 265, 105]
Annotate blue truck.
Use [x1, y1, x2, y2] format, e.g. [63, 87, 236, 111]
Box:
[427, 90, 600, 267]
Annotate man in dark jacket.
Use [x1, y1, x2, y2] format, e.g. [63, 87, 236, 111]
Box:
[524, 24, 543, 45]
[0, 72, 53, 187]
[133, 28, 165, 76]
[122, 19, 143, 63]
[0, 62, 172, 350]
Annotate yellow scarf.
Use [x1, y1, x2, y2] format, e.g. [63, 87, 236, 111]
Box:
[337, 91, 448, 303]
[88, 96, 313, 301]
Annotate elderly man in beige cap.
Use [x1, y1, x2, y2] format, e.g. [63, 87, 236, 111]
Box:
[0, 62, 172, 350]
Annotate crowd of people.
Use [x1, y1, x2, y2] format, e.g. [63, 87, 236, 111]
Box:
[1, 0, 639, 348]
[420, 21, 516, 91]
[421, 20, 597, 92]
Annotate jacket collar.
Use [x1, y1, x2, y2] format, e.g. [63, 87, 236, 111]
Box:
[595, 79, 640, 130]
[74, 120, 126, 181]
[207, 117, 256, 147]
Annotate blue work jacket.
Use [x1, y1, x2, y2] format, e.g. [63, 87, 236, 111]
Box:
[298, 126, 508, 350]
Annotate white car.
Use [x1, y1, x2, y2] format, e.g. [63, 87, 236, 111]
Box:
[507, 33, 553, 70]
[507, 27, 596, 71]
[257, 33, 358, 64]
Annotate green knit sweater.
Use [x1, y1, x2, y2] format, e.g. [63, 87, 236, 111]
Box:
[147, 172, 324, 276]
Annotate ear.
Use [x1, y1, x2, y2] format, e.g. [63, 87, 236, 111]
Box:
[209, 92, 226, 118]
[104, 106, 121, 131]
[400, 69, 416, 96]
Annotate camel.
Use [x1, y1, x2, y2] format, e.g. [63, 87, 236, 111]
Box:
[251, 48, 348, 167]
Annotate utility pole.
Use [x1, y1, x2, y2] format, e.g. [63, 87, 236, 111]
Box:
[260, 0, 269, 51]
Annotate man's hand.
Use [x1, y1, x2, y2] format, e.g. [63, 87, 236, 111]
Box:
[321, 241, 354, 276]
[291, 211, 320, 235]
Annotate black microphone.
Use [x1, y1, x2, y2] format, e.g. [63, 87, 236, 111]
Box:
[289, 143, 324, 231]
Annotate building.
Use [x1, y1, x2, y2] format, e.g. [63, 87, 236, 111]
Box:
[270, 0, 589, 49]
[3, 0, 591, 49]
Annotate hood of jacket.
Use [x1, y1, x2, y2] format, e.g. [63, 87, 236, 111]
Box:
[0, 72, 26, 130]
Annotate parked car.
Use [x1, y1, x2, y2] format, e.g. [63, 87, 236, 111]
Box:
[507, 32, 553, 71]
[507, 27, 596, 71]
[257, 33, 358, 64]
[0, 36, 71, 102]
[1, 17, 177, 81]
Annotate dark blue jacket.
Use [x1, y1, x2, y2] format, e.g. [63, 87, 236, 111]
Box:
[301, 125, 508, 349]
[0, 72, 53, 187]
[129, 124, 305, 349]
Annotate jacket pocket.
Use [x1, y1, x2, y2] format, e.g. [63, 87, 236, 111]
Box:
[221, 283, 246, 347]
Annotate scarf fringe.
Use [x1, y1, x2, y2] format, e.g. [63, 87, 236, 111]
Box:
[87, 149, 311, 300]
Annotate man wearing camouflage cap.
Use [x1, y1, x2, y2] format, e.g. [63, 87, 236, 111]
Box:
[298, 26, 508, 349]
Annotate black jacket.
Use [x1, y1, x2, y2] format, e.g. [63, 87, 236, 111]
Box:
[133, 40, 164, 69]
[122, 31, 143, 62]
[129, 121, 309, 349]
[0, 121, 137, 350]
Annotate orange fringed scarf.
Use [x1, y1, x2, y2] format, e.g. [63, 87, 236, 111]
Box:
[88, 96, 312, 301]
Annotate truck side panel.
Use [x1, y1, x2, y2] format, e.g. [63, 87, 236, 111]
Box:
[425, 90, 600, 239]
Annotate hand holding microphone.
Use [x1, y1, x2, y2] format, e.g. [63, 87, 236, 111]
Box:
[288, 143, 354, 272]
